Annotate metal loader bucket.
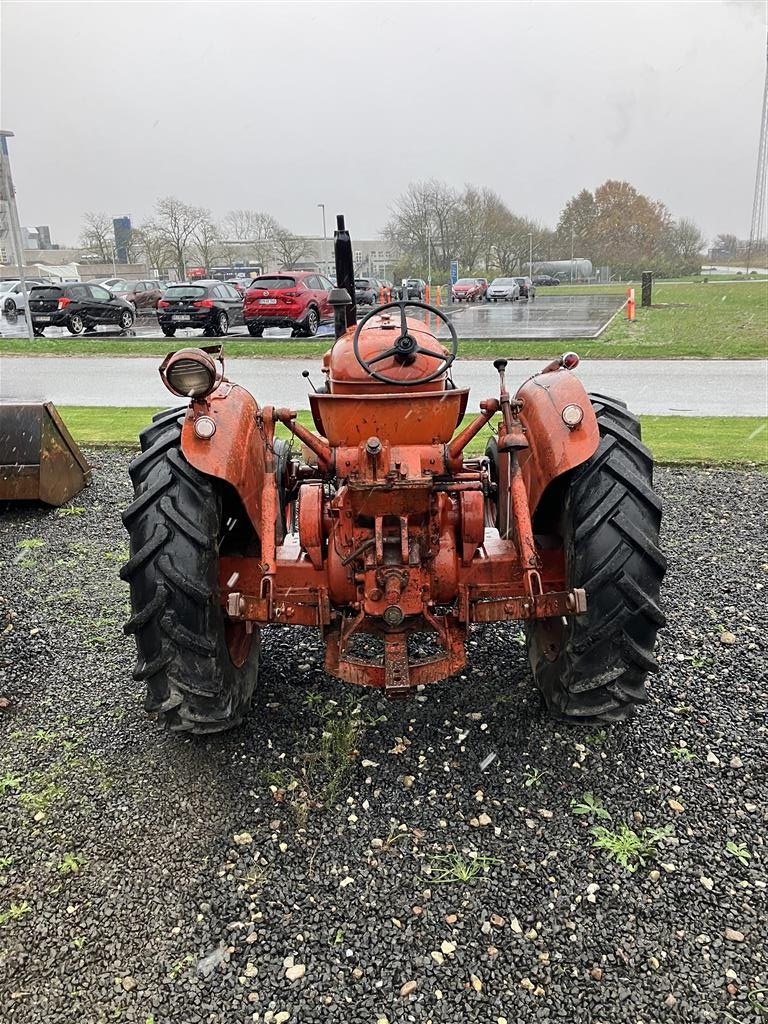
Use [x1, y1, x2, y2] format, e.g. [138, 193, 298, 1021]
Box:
[0, 402, 91, 506]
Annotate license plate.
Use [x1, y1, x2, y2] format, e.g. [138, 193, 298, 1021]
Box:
[258, 298, 277, 304]
[37, 315, 51, 322]
[172, 315, 187, 322]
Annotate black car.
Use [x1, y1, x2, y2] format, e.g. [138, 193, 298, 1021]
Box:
[157, 280, 244, 337]
[354, 277, 379, 306]
[532, 275, 560, 287]
[28, 282, 136, 336]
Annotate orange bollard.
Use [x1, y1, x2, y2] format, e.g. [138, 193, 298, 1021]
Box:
[435, 286, 442, 306]
[379, 286, 385, 305]
[626, 287, 636, 321]
[424, 285, 431, 305]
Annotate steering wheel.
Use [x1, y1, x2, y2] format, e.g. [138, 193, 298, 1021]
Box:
[352, 300, 459, 386]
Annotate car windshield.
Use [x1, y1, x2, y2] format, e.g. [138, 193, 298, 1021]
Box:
[30, 286, 62, 299]
[491, 278, 517, 286]
[355, 279, 372, 287]
[455, 279, 476, 285]
[164, 285, 207, 299]
[248, 277, 295, 290]
[0, 281, 19, 293]
[110, 281, 133, 293]
[514, 278, 527, 284]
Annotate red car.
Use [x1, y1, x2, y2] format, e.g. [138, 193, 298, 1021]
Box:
[243, 272, 335, 337]
[451, 278, 486, 302]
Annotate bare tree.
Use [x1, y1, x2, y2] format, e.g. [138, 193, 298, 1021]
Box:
[191, 216, 223, 273]
[133, 222, 173, 274]
[154, 196, 207, 277]
[384, 179, 461, 270]
[273, 231, 315, 267]
[80, 211, 114, 263]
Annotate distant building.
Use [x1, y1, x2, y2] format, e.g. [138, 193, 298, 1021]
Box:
[36, 225, 55, 249]
[113, 216, 132, 264]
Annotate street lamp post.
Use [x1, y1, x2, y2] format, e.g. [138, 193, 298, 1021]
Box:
[528, 232, 533, 278]
[317, 203, 327, 274]
[570, 227, 575, 283]
[0, 130, 34, 341]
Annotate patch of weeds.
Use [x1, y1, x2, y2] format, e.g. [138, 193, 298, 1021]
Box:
[590, 824, 673, 873]
[55, 506, 85, 518]
[428, 850, 503, 886]
[240, 865, 269, 892]
[523, 766, 545, 788]
[512, 630, 526, 647]
[167, 953, 194, 981]
[303, 691, 323, 708]
[0, 856, 13, 870]
[669, 745, 695, 762]
[0, 901, 32, 926]
[72, 936, 86, 950]
[586, 728, 608, 747]
[690, 654, 711, 669]
[267, 698, 365, 821]
[331, 927, 345, 945]
[571, 792, 612, 820]
[18, 779, 65, 817]
[58, 853, 86, 876]
[0, 772, 22, 796]
[16, 538, 45, 551]
[725, 840, 751, 867]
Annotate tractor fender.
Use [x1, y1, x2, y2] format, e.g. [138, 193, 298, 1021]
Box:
[516, 371, 600, 516]
[180, 383, 266, 536]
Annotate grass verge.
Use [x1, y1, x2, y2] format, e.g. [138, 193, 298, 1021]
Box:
[58, 406, 768, 465]
[2, 280, 765, 359]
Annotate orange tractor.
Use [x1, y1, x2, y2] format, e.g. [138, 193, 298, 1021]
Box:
[121, 217, 665, 733]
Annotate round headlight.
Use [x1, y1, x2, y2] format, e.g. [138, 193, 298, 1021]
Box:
[160, 348, 218, 398]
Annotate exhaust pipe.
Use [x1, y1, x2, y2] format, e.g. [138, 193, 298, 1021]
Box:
[334, 214, 357, 331]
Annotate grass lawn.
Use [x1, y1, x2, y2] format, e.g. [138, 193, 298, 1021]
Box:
[59, 406, 767, 465]
[1, 279, 765, 359]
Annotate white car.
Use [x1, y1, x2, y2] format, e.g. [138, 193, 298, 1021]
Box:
[1, 279, 50, 316]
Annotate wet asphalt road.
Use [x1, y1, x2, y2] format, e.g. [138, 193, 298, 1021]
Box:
[0, 294, 624, 342]
[2, 354, 767, 416]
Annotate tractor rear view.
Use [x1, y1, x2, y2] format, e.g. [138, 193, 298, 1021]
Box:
[121, 216, 665, 733]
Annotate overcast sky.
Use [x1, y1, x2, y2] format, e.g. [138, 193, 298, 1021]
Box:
[1, 0, 766, 246]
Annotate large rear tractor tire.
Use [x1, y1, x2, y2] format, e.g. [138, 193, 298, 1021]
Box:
[527, 394, 666, 722]
[120, 412, 260, 732]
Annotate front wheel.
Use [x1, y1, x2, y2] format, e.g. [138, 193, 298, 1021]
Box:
[119, 308, 135, 331]
[68, 314, 86, 335]
[215, 311, 229, 336]
[4, 299, 17, 316]
[161, 326, 176, 338]
[120, 413, 260, 732]
[527, 396, 666, 722]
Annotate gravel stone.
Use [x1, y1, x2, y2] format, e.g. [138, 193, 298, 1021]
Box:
[0, 454, 765, 1024]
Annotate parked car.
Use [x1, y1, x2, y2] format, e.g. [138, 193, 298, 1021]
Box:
[475, 278, 489, 299]
[394, 278, 426, 301]
[243, 272, 334, 337]
[1, 278, 52, 315]
[28, 282, 136, 335]
[533, 275, 560, 286]
[486, 277, 521, 302]
[451, 278, 486, 302]
[156, 281, 244, 337]
[514, 276, 536, 300]
[354, 277, 379, 306]
[97, 278, 128, 290]
[109, 279, 165, 311]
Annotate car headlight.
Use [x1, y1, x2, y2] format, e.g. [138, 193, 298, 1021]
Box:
[159, 348, 219, 399]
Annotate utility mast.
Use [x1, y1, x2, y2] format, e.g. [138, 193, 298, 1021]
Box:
[746, 33, 768, 274]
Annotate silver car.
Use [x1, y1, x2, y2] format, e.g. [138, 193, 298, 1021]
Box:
[486, 277, 520, 302]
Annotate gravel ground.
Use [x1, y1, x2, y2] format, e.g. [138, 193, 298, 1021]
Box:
[0, 449, 766, 1024]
